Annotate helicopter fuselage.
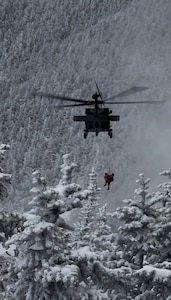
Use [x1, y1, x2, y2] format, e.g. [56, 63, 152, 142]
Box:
[73, 107, 120, 138]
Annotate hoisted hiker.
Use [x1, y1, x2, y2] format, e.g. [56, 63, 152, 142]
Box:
[104, 173, 109, 186]
[104, 173, 114, 190]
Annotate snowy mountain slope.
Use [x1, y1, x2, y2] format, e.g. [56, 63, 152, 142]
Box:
[0, 0, 171, 209]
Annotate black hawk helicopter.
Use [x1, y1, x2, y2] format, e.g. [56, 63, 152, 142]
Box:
[33, 83, 161, 138]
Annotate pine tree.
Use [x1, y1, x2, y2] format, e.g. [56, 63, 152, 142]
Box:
[0, 210, 24, 246]
[0, 143, 11, 201]
[131, 170, 171, 271]
[94, 174, 161, 299]
[0, 143, 24, 245]
[111, 172, 171, 299]
[114, 174, 159, 270]
[73, 167, 100, 248]
[73, 168, 122, 299]
[6, 155, 107, 299]
[147, 169, 171, 265]
[59, 153, 77, 185]
[0, 210, 26, 299]
[0, 143, 25, 299]
[158, 168, 171, 207]
[133, 264, 171, 300]
[90, 204, 116, 259]
[134, 168, 171, 299]
[0, 254, 16, 300]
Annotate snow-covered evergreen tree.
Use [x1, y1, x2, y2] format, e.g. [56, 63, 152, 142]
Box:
[133, 264, 171, 300]
[148, 170, 171, 265]
[0, 143, 26, 298]
[136, 168, 171, 299]
[90, 204, 116, 258]
[59, 153, 77, 185]
[6, 155, 108, 299]
[73, 168, 100, 248]
[0, 254, 16, 300]
[93, 174, 162, 299]
[73, 169, 123, 299]
[0, 210, 24, 247]
[111, 173, 171, 299]
[0, 143, 24, 245]
[155, 169, 171, 258]
[158, 168, 171, 207]
[114, 174, 159, 270]
[0, 144, 11, 201]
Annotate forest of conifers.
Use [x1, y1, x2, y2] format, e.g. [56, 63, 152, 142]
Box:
[0, 0, 171, 298]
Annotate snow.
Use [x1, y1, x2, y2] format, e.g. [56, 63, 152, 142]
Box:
[60, 211, 72, 224]
[23, 212, 40, 221]
[0, 243, 16, 257]
[136, 265, 171, 282]
[60, 264, 79, 279]
[42, 264, 80, 285]
[0, 172, 11, 181]
[160, 169, 171, 179]
[71, 246, 96, 260]
[54, 183, 68, 197]
[26, 221, 54, 234]
[0, 144, 10, 151]
[0, 243, 6, 256]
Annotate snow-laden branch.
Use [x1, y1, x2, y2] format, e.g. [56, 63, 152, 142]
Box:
[60, 154, 77, 185]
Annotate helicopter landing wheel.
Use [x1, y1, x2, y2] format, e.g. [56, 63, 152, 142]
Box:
[108, 130, 113, 138]
[84, 131, 88, 139]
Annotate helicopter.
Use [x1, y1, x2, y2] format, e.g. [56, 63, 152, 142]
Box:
[33, 83, 162, 138]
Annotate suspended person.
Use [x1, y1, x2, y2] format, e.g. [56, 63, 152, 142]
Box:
[104, 172, 114, 190]
[104, 173, 109, 186]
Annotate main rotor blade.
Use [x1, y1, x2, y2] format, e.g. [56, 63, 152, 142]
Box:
[105, 86, 150, 102]
[106, 100, 164, 104]
[33, 91, 88, 104]
[95, 80, 103, 100]
[58, 102, 95, 108]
